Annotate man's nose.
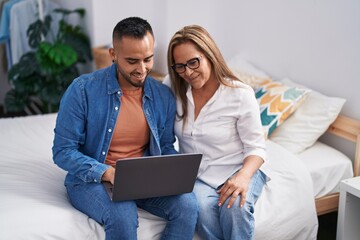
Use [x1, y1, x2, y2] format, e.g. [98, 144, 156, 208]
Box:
[137, 61, 148, 73]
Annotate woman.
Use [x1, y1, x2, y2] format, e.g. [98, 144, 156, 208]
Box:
[166, 25, 269, 240]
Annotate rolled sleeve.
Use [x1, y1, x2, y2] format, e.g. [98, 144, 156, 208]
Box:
[238, 87, 267, 162]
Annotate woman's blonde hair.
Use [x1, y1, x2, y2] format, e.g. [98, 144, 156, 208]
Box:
[167, 25, 241, 124]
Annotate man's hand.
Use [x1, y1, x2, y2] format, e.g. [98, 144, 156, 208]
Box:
[101, 167, 115, 185]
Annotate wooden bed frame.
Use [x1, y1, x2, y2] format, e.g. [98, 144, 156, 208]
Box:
[315, 115, 360, 215]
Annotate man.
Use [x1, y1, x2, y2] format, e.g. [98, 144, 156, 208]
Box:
[52, 17, 198, 240]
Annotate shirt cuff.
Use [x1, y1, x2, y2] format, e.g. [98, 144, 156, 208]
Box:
[89, 163, 111, 183]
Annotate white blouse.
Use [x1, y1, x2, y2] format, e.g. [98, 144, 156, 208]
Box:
[174, 80, 269, 188]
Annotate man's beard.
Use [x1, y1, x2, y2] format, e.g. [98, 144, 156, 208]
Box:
[117, 65, 151, 88]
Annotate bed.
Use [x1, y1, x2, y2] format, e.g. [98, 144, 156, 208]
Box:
[1, 57, 359, 240]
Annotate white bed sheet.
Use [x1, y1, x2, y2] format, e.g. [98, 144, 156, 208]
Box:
[0, 113, 318, 240]
[298, 141, 353, 198]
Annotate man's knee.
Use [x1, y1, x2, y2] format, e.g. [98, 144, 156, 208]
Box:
[104, 202, 139, 229]
[177, 193, 199, 221]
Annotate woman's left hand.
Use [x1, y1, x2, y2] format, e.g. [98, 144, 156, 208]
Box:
[217, 171, 251, 208]
[217, 155, 264, 208]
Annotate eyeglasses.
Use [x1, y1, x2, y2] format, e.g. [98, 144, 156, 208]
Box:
[171, 56, 202, 74]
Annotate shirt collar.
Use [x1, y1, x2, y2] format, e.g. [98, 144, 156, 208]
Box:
[186, 82, 223, 105]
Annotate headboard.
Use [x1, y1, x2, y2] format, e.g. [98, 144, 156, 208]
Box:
[316, 114, 360, 215]
[327, 115, 360, 176]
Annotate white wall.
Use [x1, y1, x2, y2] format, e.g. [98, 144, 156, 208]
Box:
[220, 0, 360, 121]
[89, 0, 171, 73]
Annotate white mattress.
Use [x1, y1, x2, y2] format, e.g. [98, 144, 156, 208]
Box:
[298, 141, 353, 198]
[0, 113, 319, 240]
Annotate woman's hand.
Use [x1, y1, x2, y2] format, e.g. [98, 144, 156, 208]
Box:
[217, 155, 264, 208]
[217, 171, 251, 208]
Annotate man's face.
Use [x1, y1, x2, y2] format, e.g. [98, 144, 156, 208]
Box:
[110, 32, 154, 90]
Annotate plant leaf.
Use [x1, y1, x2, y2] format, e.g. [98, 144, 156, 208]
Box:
[61, 24, 92, 62]
[27, 15, 52, 48]
[8, 52, 38, 81]
[36, 42, 78, 73]
[4, 89, 30, 112]
[12, 73, 41, 94]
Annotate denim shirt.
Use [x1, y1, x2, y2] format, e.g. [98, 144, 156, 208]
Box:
[52, 64, 177, 186]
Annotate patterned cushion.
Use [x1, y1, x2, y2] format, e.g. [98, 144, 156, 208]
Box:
[254, 79, 311, 138]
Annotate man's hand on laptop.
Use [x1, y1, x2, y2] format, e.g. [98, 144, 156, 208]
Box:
[102, 167, 115, 185]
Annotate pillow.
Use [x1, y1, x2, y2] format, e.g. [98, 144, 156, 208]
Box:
[227, 54, 269, 78]
[255, 78, 311, 138]
[227, 55, 271, 86]
[232, 71, 270, 89]
[269, 78, 346, 154]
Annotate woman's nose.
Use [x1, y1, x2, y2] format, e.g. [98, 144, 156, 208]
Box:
[183, 66, 194, 76]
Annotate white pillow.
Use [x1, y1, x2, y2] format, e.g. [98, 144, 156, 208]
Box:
[269, 78, 346, 154]
[227, 54, 269, 80]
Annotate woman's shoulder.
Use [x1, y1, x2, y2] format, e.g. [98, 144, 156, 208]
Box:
[219, 79, 257, 105]
[223, 78, 254, 93]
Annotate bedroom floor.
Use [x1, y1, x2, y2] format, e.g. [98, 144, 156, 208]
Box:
[317, 212, 337, 240]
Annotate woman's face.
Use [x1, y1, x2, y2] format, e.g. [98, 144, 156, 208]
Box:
[172, 42, 213, 90]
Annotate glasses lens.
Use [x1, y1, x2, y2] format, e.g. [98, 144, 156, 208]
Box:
[173, 64, 186, 73]
[187, 58, 200, 69]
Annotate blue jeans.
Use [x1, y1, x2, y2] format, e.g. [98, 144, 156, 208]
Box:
[66, 183, 198, 240]
[193, 170, 266, 240]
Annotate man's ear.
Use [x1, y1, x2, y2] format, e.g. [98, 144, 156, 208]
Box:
[109, 48, 116, 62]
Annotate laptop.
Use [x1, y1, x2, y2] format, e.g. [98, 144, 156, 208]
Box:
[103, 153, 202, 201]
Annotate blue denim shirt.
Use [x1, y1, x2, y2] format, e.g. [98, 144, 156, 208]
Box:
[52, 64, 177, 185]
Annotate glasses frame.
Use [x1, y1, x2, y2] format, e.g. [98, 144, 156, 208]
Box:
[171, 56, 202, 74]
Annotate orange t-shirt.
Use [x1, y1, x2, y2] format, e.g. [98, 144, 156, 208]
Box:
[105, 88, 150, 167]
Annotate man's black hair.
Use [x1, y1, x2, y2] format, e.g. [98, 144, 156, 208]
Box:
[112, 16, 154, 41]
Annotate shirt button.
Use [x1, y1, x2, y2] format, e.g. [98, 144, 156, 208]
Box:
[117, 91, 121, 95]
[94, 179, 97, 182]
[115, 106, 119, 111]
[108, 128, 112, 133]
[102, 151, 106, 155]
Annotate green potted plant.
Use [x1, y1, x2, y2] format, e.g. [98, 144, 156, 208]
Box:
[4, 8, 92, 114]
